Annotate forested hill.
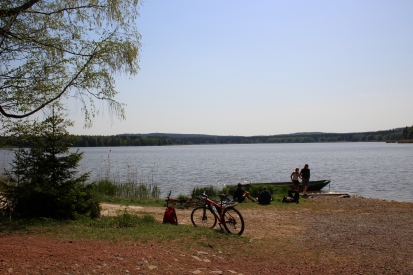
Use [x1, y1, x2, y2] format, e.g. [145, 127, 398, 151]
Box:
[62, 127, 412, 147]
[3, 127, 411, 148]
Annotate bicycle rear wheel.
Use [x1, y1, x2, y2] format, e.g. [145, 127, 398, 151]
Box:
[191, 206, 217, 228]
[222, 207, 245, 235]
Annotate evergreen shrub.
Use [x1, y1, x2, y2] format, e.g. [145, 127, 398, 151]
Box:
[1, 110, 100, 219]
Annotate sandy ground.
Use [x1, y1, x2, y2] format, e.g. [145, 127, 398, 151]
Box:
[1, 195, 413, 275]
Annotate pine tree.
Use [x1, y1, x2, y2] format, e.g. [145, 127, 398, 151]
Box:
[3, 109, 100, 219]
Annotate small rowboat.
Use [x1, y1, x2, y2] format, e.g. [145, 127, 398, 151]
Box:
[238, 180, 331, 192]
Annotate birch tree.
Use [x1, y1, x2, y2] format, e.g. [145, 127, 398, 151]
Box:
[0, 0, 141, 126]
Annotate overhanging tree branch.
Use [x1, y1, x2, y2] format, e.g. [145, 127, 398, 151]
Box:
[0, 0, 40, 17]
[27, 5, 105, 16]
[0, 47, 98, 119]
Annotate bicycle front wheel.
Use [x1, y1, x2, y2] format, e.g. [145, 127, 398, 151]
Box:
[222, 207, 245, 235]
[191, 206, 217, 229]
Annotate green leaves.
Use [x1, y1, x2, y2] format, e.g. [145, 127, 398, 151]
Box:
[0, 0, 141, 124]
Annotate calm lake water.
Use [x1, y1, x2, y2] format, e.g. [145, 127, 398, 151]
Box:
[1, 143, 412, 202]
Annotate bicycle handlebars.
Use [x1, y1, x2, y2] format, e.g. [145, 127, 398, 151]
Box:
[197, 192, 238, 206]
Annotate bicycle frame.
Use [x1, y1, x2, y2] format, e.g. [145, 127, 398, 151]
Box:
[202, 195, 227, 223]
[191, 193, 245, 235]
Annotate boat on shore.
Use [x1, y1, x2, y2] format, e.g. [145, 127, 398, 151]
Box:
[235, 180, 331, 192]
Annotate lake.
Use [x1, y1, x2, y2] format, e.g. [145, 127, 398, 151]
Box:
[1, 142, 412, 202]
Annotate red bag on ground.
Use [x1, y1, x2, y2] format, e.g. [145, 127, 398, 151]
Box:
[163, 206, 178, 225]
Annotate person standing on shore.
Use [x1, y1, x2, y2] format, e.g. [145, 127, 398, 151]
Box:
[290, 167, 300, 192]
[299, 164, 310, 195]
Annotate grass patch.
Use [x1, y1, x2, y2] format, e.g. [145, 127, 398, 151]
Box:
[0, 211, 244, 247]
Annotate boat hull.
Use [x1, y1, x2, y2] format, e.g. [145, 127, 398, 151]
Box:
[240, 180, 331, 192]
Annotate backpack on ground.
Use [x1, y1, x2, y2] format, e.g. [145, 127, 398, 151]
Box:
[163, 206, 178, 225]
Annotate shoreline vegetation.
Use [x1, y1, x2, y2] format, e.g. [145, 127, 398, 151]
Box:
[1, 126, 413, 147]
[91, 180, 292, 203]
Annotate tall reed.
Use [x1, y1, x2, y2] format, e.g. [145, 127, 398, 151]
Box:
[92, 150, 160, 199]
[93, 179, 160, 199]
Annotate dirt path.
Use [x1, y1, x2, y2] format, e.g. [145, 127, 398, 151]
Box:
[1, 197, 413, 275]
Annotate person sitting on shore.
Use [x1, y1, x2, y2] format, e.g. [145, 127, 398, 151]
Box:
[233, 183, 256, 202]
[257, 186, 272, 205]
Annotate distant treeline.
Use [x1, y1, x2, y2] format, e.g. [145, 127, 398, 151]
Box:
[70, 127, 411, 146]
[2, 127, 412, 148]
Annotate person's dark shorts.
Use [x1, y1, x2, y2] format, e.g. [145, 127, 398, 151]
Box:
[292, 180, 299, 185]
[302, 178, 309, 186]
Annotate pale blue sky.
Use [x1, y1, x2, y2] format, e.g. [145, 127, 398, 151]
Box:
[69, 0, 413, 136]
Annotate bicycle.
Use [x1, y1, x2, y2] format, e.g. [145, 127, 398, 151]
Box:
[165, 191, 199, 209]
[190, 192, 245, 236]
